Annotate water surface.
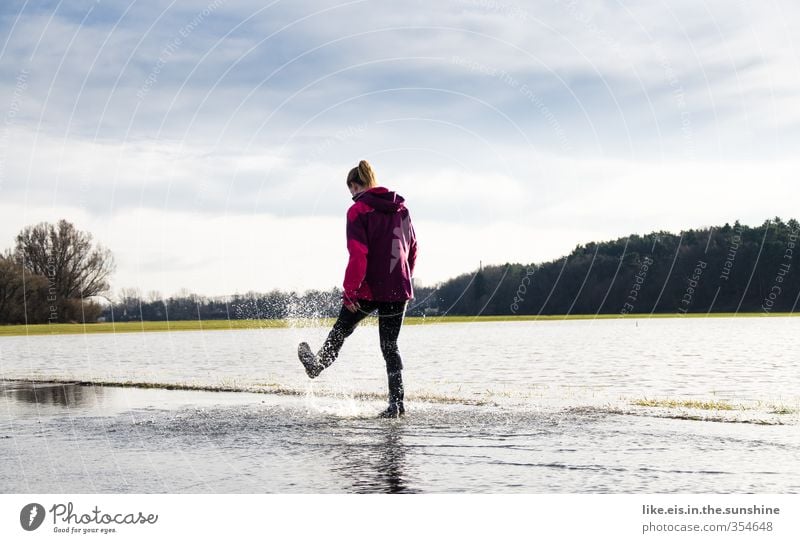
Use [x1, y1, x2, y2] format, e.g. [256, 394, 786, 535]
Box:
[1, 317, 798, 492]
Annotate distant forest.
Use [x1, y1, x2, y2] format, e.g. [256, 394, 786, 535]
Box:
[103, 217, 799, 321]
[2, 218, 797, 324]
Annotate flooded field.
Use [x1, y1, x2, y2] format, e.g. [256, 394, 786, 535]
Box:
[1, 317, 799, 492]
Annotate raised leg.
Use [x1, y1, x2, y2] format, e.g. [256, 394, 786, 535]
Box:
[317, 300, 377, 367]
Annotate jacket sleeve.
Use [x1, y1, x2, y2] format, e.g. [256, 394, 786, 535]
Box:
[342, 208, 368, 304]
[407, 213, 417, 277]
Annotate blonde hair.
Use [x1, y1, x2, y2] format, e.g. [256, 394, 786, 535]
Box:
[346, 160, 377, 189]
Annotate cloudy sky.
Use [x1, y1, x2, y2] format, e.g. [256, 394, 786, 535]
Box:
[1, 0, 799, 298]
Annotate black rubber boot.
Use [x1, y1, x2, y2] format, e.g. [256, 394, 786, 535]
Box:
[377, 402, 405, 418]
[297, 342, 324, 379]
[378, 370, 405, 418]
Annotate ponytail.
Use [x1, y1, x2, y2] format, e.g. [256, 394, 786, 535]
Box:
[346, 159, 377, 189]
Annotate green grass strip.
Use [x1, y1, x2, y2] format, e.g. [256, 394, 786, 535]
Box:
[0, 312, 796, 337]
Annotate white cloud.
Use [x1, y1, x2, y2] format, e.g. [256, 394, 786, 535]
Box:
[3, 153, 796, 296]
[0, 202, 345, 297]
[1, 0, 799, 295]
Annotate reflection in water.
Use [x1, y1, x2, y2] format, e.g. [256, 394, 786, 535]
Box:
[374, 424, 413, 494]
[337, 423, 416, 494]
[0, 381, 101, 408]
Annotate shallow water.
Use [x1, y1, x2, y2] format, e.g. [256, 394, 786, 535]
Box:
[1, 317, 799, 492]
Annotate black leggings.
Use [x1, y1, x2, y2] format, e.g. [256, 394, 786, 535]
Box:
[319, 299, 407, 406]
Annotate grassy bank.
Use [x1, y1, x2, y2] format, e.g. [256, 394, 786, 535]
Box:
[0, 312, 796, 337]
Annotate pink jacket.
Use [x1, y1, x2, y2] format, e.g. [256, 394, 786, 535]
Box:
[342, 187, 417, 303]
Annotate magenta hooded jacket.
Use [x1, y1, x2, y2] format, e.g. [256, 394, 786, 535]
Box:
[342, 186, 418, 304]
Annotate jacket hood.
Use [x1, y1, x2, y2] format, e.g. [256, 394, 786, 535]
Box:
[354, 186, 405, 213]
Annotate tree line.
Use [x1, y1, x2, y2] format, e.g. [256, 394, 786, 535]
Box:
[103, 217, 799, 321]
[1, 217, 797, 324]
[106, 287, 347, 322]
[102, 285, 442, 322]
[424, 217, 799, 316]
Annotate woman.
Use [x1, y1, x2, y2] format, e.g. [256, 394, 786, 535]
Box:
[298, 160, 418, 418]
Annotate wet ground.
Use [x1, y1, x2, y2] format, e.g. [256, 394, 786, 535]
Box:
[2, 381, 798, 493]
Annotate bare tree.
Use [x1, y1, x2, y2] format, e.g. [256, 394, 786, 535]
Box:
[119, 287, 142, 305]
[0, 256, 49, 323]
[13, 219, 115, 300]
